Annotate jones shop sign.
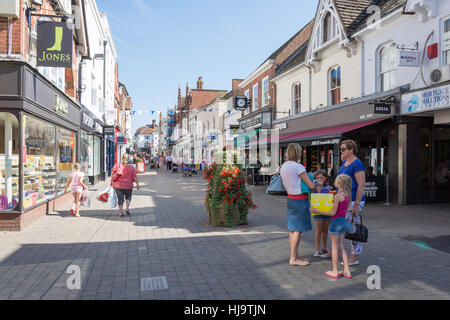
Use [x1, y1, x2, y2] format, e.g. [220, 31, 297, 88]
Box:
[37, 21, 73, 68]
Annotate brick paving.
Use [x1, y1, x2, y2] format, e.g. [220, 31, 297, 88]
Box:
[0, 168, 449, 300]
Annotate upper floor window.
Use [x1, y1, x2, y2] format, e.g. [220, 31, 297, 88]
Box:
[293, 84, 301, 115]
[329, 66, 341, 106]
[443, 18, 450, 65]
[244, 89, 250, 115]
[323, 12, 332, 44]
[379, 43, 397, 92]
[253, 83, 259, 110]
[262, 76, 269, 106]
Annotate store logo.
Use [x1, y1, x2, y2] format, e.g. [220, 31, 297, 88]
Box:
[407, 94, 420, 113]
[54, 95, 68, 114]
[37, 21, 73, 68]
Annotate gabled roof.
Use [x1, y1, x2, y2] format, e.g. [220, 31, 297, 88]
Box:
[274, 40, 309, 77]
[333, 0, 374, 36]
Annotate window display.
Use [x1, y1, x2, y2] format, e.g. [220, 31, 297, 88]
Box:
[0, 113, 20, 211]
[24, 115, 57, 209]
[80, 130, 93, 176]
[57, 128, 77, 194]
[94, 135, 101, 176]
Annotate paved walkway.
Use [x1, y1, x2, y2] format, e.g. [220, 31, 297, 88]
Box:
[0, 168, 449, 300]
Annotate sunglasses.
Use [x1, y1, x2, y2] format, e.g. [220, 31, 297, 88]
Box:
[340, 148, 347, 152]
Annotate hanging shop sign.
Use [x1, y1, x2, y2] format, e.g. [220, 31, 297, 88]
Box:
[36, 21, 73, 68]
[274, 123, 288, 131]
[234, 96, 249, 111]
[398, 50, 419, 67]
[374, 103, 391, 114]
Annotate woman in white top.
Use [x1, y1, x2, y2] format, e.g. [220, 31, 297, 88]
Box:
[280, 143, 316, 266]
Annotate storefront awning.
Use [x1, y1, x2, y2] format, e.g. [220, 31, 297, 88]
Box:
[281, 117, 390, 144]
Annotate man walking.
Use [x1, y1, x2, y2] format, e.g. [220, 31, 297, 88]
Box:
[167, 153, 173, 171]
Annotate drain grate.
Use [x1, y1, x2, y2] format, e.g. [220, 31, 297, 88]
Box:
[140, 276, 169, 291]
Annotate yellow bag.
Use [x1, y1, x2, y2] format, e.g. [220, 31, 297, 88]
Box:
[310, 193, 334, 215]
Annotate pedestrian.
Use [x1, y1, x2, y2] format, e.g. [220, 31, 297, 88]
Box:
[280, 143, 317, 266]
[167, 153, 172, 171]
[310, 174, 354, 279]
[111, 153, 140, 217]
[332, 139, 366, 266]
[312, 169, 331, 258]
[64, 163, 88, 218]
[159, 154, 164, 169]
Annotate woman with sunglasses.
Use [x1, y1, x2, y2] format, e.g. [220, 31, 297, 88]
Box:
[321, 140, 365, 265]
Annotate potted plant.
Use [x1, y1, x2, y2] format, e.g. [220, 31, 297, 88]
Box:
[204, 152, 257, 227]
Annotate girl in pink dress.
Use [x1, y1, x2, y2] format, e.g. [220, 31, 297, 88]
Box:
[64, 163, 88, 217]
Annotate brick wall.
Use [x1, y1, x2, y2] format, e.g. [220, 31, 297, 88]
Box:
[0, 0, 25, 55]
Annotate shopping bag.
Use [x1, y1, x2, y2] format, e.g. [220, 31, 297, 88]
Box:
[301, 172, 314, 194]
[266, 174, 287, 196]
[96, 186, 112, 203]
[109, 187, 117, 208]
[80, 190, 91, 208]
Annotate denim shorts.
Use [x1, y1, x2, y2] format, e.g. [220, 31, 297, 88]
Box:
[329, 217, 354, 235]
[314, 214, 331, 221]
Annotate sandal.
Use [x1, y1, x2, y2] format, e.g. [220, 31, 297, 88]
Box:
[125, 210, 130, 215]
[325, 271, 341, 279]
[338, 272, 352, 279]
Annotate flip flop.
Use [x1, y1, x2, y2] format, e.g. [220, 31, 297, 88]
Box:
[338, 272, 353, 279]
[325, 271, 341, 279]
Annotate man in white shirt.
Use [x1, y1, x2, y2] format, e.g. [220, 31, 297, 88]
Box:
[167, 154, 173, 171]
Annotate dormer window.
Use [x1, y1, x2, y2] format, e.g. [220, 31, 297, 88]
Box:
[323, 12, 332, 44]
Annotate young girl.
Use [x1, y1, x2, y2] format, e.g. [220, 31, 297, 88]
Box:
[64, 163, 88, 217]
[310, 174, 354, 279]
[313, 170, 331, 257]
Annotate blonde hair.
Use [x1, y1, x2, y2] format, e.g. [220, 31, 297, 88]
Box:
[335, 174, 352, 205]
[122, 153, 129, 165]
[73, 163, 81, 170]
[286, 143, 302, 162]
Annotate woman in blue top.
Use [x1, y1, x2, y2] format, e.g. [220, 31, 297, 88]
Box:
[337, 140, 366, 266]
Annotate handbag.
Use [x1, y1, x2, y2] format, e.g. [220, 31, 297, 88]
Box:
[345, 214, 368, 243]
[112, 164, 123, 183]
[266, 171, 287, 196]
[300, 172, 314, 194]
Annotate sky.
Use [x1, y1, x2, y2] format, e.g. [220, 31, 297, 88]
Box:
[96, 0, 318, 134]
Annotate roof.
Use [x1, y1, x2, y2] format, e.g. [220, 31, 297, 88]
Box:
[274, 40, 309, 77]
[136, 126, 153, 135]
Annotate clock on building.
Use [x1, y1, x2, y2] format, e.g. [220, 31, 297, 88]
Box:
[235, 96, 248, 111]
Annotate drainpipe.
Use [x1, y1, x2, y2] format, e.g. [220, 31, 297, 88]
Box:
[355, 36, 365, 97]
[306, 65, 313, 112]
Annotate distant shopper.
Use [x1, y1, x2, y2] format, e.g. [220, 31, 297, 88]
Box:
[280, 143, 317, 267]
[310, 174, 354, 279]
[313, 169, 331, 258]
[111, 154, 140, 217]
[64, 163, 88, 218]
[159, 155, 164, 169]
[336, 139, 366, 266]
[167, 153, 173, 170]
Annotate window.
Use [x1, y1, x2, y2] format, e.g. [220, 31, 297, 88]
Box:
[253, 83, 259, 110]
[293, 83, 301, 115]
[263, 76, 269, 106]
[0, 113, 19, 211]
[91, 75, 97, 107]
[323, 12, 332, 44]
[329, 66, 341, 105]
[379, 43, 397, 92]
[443, 18, 450, 65]
[80, 130, 92, 176]
[56, 127, 76, 194]
[244, 89, 250, 115]
[94, 136, 101, 176]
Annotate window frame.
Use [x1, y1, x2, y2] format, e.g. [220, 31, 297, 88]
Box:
[253, 83, 259, 111]
[441, 15, 450, 66]
[292, 83, 301, 115]
[377, 42, 397, 92]
[329, 66, 341, 106]
[262, 76, 270, 107]
[244, 89, 250, 115]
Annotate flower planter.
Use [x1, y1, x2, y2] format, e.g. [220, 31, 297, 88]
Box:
[208, 205, 248, 227]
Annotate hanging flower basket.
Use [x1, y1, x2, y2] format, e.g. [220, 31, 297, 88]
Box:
[204, 153, 257, 227]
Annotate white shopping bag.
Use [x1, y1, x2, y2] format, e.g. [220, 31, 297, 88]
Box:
[109, 187, 117, 208]
[80, 190, 91, 208]
[96, 186, 112, 203]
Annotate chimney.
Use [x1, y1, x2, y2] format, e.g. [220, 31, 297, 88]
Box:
[178, 86, 181, 106]
[152, 119, 156, 128]
[232, 79, 243, 93]
[197, 76, 203, 90]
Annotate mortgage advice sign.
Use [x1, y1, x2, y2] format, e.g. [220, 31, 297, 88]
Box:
[37, 21, 73, 68]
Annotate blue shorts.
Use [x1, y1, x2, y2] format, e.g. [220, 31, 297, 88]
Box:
[314, 214, 331, 221]
[329, 217, 354, 235]
[287, 198, 312, 232]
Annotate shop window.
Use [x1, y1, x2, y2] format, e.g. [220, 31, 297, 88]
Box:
[245, 89, 250, 115]
[434, 127, 450, 185]
[419, 127, 431, 184]
[253, 83, 259, 111]
[329, 66, 341, 105]
[24, 115, 56, 209]
[379, 43, 397, 92]
[0, 113, 20, 211]
[293, 83, 301, 115]
[57, 128, 76, 194]
[94, 136, 101, 176]
[80, 130, 93, 177]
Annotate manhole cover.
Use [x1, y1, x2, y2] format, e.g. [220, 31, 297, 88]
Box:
[140, 276, 169, 291]
[402, 235, 450, 254]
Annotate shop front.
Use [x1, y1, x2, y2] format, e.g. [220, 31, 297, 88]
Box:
[400, 82, 450, 204]
[0, 62, 80, 230]
[273, 90, 402, 203]
[104, 125, 115, 177]
[80, 106, 104, 185]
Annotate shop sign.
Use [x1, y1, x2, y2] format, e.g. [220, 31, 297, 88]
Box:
[364, 177, 385, 202]
[116, 136, 126, 144]
[36, 21, 73, 68]
[274, 123, 288, 131]
[402, 84, 450, 114]
[374, 103, 391, 114]
[398, 50, 419, 67]
[83, 113, 94, 129]
[311, 138, 340, 146]
[95, 122, 103, 134]
[240, 115, 261, 130]
[54, 95, 68, 114]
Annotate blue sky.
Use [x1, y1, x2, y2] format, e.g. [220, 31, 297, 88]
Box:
[96, 0, 318, 134]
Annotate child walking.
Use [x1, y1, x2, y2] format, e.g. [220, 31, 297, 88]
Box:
[310, 174, 354, 279]
[64, 163, 88, 217]
[312, 170, 331, 257]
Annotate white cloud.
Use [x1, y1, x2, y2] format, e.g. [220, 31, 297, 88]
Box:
[133, 0, 152, 17]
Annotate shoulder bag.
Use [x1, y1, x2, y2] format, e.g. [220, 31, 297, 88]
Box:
[266, 169, 287, 196]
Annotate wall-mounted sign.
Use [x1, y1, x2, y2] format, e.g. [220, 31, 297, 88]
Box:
[311, 138, 340, 146]
[240, 114, 261, 130]
[83, 113, 94, 129]
[94, 122, 103, 134]
[402, 84, 450, 114]
[37, 21, 73, 68]
[54, 95, 68, 114]
[374, 103, 391, 114]
[234, 96, 249, 111]
[274, 123, 288, 130]
[116, 136, 126, 144]
[398, 50, 419, 67]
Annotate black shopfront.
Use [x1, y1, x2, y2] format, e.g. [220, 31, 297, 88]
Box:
[0, 62, 81, 213]
[80, 106, 105, 185]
